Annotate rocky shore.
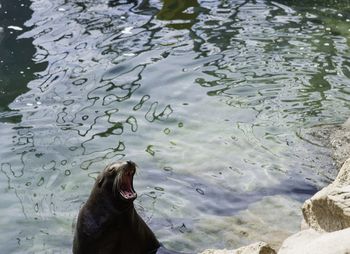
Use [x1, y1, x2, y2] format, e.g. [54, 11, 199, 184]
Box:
[200, 119, 350, 254]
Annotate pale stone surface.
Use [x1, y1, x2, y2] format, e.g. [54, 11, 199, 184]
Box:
[278, 228, 350, 254]
[343, 117, 350, 128]
[302, 158, 350, 232]
[303, 121, 349, 170]
[330, 123, 350, 169]
[200, 250, 235, 254]
[200, 241, 276, 254]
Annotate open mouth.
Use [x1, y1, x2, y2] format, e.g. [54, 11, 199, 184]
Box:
[119, 171, 137, 200]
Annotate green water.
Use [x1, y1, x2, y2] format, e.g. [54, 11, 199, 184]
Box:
[1, 0, 350, 253]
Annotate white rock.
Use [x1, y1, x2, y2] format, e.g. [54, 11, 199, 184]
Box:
[343, 117, 350, 129]
[278, 228, 350, 254]
[200, 249, 235, 254]
[330, 121, 350, 168]
[302, 158, 350, 232]
[200, 241, 276, 254]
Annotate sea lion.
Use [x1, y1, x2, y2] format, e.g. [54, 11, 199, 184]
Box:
[73, 160, 160, 254]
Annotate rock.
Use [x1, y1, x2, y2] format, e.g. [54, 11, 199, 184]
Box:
[330, 124, 350, 169]
[302, 158, 350, 232]
[278, 228, 350, 254]
[200, 241, 276, 254]
[278, 229, 321, 254]
[343, 117, 350, 128]
[232, 241, 276, 254]
[200, 250, 234, 254]
[304, 119, 350, 170]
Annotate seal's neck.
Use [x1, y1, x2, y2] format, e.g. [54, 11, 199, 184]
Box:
[88, 188, 134, 215]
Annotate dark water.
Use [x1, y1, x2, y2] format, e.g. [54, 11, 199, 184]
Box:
[1, 0, 350, 253]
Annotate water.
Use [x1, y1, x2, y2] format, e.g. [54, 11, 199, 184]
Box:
[1, 0, 350, 253]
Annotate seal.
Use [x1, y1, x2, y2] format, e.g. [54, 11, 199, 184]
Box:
[73, 160, 160, 254]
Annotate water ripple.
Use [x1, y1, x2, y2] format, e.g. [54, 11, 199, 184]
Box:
[1, 0, 350, 253]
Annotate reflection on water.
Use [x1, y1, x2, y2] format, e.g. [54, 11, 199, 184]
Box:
[157, 0, 201, 29]
[0, 0, 47, 117]
[0, 0, 350, 253]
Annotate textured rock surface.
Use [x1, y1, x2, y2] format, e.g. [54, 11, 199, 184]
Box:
[200, 241, 276, 254]
[278, 228, 350, 254]
[303, 121, 349, 170]
[329, 122, 350, 169]
[302, 158, 350, 232]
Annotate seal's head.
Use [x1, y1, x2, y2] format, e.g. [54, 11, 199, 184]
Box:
[96, 160, 137, 204]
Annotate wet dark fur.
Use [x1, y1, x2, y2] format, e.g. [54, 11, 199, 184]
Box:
[73, 161, 160, 254]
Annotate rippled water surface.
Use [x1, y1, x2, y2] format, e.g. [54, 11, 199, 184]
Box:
[1, 0, 350, 253]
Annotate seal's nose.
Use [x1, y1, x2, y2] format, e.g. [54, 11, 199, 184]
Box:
[125, 160, 136, 174]
[126, 160, 136, 168]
